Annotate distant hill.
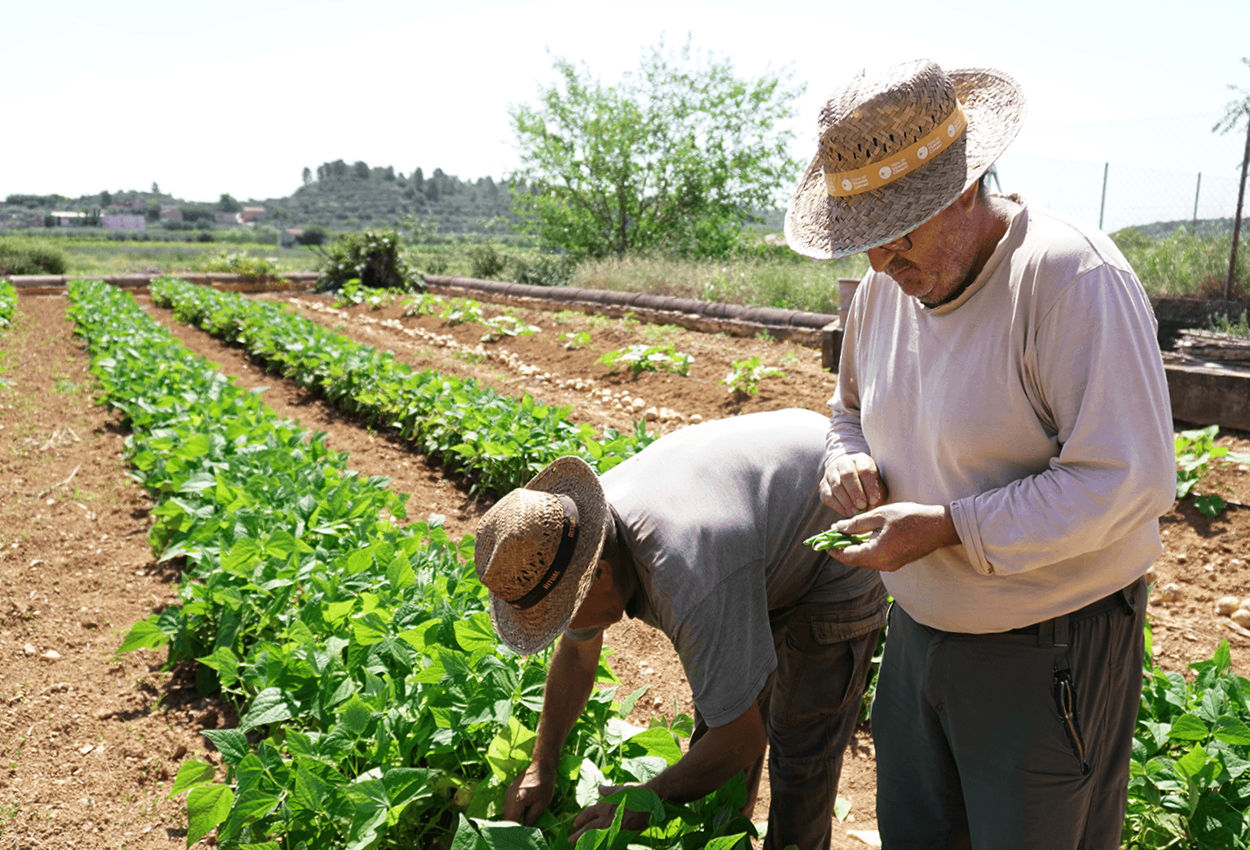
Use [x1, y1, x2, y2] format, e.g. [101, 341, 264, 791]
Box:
[1, 161, 523, 241]
[255, 162, 522, 238]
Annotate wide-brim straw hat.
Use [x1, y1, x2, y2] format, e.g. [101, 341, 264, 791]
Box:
[474, 456, 609, 655]
[786, 59, 1026, 259]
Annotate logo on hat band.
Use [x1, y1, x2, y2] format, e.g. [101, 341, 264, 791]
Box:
[504, 517, 581, 611]
[823, 101, 967, 198]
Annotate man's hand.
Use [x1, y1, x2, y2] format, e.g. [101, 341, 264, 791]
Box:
[821, 452, 888, 517]
[826, 502, 959, 572]
[568, 784, 651, 844]
[504, 761, 556, 827]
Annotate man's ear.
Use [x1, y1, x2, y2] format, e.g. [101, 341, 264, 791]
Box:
[956, 181, 979, 211]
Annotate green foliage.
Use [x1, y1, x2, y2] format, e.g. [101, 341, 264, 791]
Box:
[509, 38, 804, 259]
[513, 252, 577, 288]
[316, 229, 421, 292]
[1125, 637, 1250, 849]
[195, 249, 282, 280]
[0, 281, 16, 329]
[1111, 227, 1248, 298]
[66, 279, 759, 848]
[560, 331, 592, 350]
[719, 357, 784, 396]
[1208, 310, 1250, 339]
[467, 242, 509, 280]
[1174, 425, 1250, 517]
[0, 238, 67, 275]
[596, 344, 693, 376]
[332, 279, 407, 309]
[479, 314, 539, 343]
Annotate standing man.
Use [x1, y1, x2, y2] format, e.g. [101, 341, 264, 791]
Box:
[473, 409, 888, 849]
[785, 60, 1175, 849]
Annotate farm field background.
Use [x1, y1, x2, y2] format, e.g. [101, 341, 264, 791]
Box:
[0, 286, 1247, 848]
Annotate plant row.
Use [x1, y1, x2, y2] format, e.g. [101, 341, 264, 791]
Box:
[0, 280, 16, 328]
[148, 276, 655, 495]
[66, 280, 755, 850]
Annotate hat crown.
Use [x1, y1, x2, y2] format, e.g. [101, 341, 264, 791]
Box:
[818, 60, 957, 174]
[476, 489, 569, 601]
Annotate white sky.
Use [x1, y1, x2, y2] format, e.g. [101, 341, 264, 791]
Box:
[6, 0, 1249, 231]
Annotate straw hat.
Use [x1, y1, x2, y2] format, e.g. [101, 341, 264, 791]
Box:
[785, 59, 1026, 259]
[474, 456, 610, 655]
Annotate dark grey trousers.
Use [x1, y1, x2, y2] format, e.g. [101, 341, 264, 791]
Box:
[872, 578, 1147, 850]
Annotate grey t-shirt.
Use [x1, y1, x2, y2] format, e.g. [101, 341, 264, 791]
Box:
[573, 409, 880, 727]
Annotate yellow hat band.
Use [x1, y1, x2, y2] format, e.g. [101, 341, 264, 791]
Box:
[824, 102, 967, 198]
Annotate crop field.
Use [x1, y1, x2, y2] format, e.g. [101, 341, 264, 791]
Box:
[0, 280, 1248, 849]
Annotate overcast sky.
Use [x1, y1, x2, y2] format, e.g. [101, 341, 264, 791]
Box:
[6, 0, 1248, 230]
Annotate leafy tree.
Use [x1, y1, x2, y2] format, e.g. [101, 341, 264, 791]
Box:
[353, 160, 371, 180]
[218, 193, 241, 213]
[508, 37, 804, 259]
[302, 166, 313, 186]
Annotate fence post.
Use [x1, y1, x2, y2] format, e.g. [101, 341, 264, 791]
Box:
[1226, 113, 1250, 300]
[1193, 173, 1202, 235]
[1099, 162, 1109, 231]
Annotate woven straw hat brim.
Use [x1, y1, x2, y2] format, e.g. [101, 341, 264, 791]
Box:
[484, 456, 609, 655]
[785, 66, 1025, 260]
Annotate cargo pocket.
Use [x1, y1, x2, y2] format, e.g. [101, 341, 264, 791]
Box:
[1053, 667, 1091, 776]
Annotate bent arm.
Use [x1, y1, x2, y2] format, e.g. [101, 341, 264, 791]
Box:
[646, 699, 767, 803]
[505, 631, 602, 825]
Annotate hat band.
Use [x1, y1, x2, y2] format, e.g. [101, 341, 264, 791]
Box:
[823, 101, 967, 198]
[505, 517, 580, 610]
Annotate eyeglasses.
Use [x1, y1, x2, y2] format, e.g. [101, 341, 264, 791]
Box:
[877, 232, 913, 253]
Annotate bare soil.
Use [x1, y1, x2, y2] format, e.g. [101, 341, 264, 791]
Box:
[0, 288, 1247, 849]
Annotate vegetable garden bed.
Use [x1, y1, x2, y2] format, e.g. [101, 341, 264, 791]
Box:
[0, 282, 1247, 849]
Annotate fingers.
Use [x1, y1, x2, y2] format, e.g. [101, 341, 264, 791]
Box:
[821, 453, 886, 516]
[504, 769, 552, 827]
[570, 802, 615, 844]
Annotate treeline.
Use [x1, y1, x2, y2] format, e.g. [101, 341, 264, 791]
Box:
[2, 162, 525, 242]
[279, 160, 522, 238]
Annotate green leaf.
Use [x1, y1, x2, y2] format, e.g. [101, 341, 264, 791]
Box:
[186, 784, 233, 847]
[116, 614, 170, 654]
[1213, 715, 1250, 745]
[455, 612, 499, 653]
[201, 729, 251, 765]
[168, 759, 217, 798]
[486, 717, 537, 782]
[1168, 713, 1210, 741]
[240, 687, 298, 732]
[1174, 743, 1214, 779]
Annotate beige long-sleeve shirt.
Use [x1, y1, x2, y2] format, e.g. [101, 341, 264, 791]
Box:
[828, 199, 1175, 632]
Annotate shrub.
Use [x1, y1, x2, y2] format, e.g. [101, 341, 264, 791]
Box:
[0, 239, 68, 275]
[195, 250, 280, 280]
[513, 251, 577, 287]
[315, 229, 421, 292]
[466, 242, 508, 279]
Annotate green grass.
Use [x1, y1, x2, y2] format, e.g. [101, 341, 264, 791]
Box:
[572, 253, 868, 313]
[1112, 227, 1249, 299]
[54, 241, 318, 276]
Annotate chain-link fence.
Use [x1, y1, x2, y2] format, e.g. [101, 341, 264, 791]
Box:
[995, 111, 1248, 236]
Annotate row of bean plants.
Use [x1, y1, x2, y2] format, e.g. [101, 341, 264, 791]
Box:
[65, 279, 756, 849]
[147, 276, 653, 494]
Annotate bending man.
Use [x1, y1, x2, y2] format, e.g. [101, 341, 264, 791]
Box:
[474, 408, 888, 849]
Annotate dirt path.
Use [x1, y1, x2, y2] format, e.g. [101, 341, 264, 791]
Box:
[0, 288, 1247, 849]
